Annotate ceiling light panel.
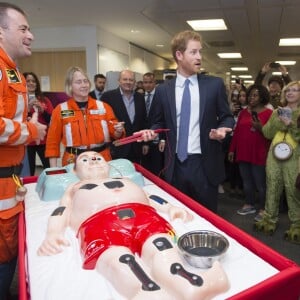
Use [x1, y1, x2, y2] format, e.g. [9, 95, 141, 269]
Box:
[231, 67, 248, 71]
[187, 19, 227, 31]
[275, 61, 296, 65]
[218, 53, 242, 59]
[279, 38, 300, 46]
[238, 75, 252, 78]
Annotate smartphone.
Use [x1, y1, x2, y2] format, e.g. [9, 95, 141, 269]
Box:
[278, 107, 292, 119]
[251, 111, 258, 121]
[269, 62, 280, 68]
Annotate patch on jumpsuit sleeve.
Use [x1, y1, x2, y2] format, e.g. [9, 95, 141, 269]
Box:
[6, 69, 21, 83]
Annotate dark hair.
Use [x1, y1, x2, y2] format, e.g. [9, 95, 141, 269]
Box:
[268, 76, 284, 89]
[23, 72, 45, 102]
[236, 86, 247, 105]
[143, 72, 155, 78]
[238, 85, 247, 95]
[0, 2, 26, 27]
[93, 73, 106, 81]
[246, 84, 270, 105]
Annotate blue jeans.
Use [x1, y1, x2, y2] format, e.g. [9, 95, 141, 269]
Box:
[238, 162, 266, 209]
[0, 257, 17, 300]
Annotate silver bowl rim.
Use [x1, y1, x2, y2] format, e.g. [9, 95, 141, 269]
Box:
[177, 230, 230, 258]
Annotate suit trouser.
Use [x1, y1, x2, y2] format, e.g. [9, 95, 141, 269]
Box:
[27, 144, 50, 176]
[0, 256, 17, 299]
[0, 215, 19, 300]
[141, 143, 164, 177]
[171, 154, 218, 213]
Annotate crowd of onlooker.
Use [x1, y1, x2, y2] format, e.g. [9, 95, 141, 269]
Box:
[222, 62, 300, 244]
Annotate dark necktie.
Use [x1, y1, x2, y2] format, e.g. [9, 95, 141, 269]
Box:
[177, 79, 191, 162]
[145, 93, 151, 115]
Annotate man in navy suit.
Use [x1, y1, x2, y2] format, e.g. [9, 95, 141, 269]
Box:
[89, 73, 106, 100]
[101, 70, 147, 163]
[143, 30, 234, 212]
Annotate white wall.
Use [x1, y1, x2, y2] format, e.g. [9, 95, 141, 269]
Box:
[32, 25, 170, 84]
[98, 45, 129, 75]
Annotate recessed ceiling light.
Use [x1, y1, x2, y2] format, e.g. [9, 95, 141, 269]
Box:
[244, 80, 254, 84]
[238, 75, 252, 78]
[217, 53, 242, 59]
[279, 38, 300, 46]
[272, 71, 284, 75]
[130, 29, 140, 34]
[275, 61, 296, 65]
[156, 44, 164, 47]
[187, 19, 227, 31]
[231, 67, 248, 71]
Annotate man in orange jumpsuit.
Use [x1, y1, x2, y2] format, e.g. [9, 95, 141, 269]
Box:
[45, 66, 125, 167]
[0, 3, 47, 298]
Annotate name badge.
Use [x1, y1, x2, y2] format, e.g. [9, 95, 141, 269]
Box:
[90, 109, 105, 115]
[61, 110, 75, 118]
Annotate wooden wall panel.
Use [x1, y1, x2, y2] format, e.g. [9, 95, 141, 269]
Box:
[18, 51, 86, 91]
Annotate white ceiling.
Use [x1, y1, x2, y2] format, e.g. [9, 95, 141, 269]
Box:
[13, 0, 300, 81]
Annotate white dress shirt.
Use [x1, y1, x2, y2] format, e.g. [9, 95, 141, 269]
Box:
[175, 73, 201, 154]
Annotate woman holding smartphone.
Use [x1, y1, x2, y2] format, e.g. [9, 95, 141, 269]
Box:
[24, 72, 54, 175]
[228, 85, 272, 220]
[255, 81, 300, 243]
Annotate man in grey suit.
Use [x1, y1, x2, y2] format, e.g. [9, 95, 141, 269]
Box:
[144, 30, 234, 212]
[101, 70, 147, 163]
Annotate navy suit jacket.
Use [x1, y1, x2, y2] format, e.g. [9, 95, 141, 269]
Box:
[101, 88, 147, 162]
[151, 74, 234, 185]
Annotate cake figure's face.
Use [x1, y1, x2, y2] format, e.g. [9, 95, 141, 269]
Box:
[75, 151, 110, 180]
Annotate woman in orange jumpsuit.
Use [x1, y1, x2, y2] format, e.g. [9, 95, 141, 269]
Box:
[45, 66, 125, 167]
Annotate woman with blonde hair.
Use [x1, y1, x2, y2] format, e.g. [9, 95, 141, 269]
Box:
[255, 81, 300, 244]
[45, 67, 125, 166]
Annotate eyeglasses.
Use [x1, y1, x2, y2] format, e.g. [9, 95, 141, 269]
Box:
[285, 88, 300, 93]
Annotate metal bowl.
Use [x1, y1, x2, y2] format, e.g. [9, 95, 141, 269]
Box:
[177, 230, 229, 268]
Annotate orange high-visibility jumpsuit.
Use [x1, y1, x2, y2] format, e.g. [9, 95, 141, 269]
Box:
[0, 48, 39, 263]
[45, 97, 124, 165]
